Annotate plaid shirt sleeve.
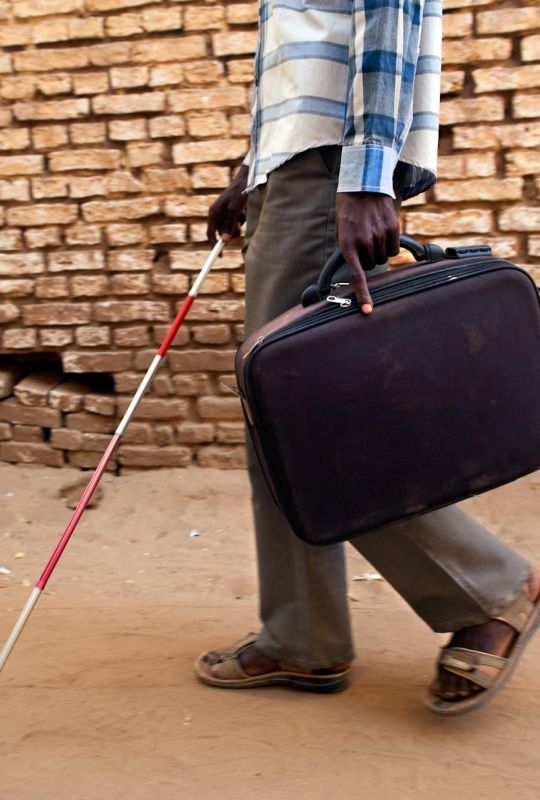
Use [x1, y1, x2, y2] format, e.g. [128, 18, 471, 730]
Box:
[338, 0, 428, 197]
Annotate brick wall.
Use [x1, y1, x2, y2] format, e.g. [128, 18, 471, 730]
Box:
[0, 0, 538, 470]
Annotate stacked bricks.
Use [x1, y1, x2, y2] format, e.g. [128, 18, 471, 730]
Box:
[0, 0, 538, 469]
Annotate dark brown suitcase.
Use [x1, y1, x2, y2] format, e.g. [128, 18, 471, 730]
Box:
[235, 237, 540, 545]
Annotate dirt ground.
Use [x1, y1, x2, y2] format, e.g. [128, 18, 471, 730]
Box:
[0, 462, 538, 800]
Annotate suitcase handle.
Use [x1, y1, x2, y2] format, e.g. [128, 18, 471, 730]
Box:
[301, 234, 446, 307]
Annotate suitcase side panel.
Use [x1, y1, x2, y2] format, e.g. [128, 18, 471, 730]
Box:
[241, 266, 540, 544]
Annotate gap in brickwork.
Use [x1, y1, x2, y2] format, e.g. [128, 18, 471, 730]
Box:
[0, 355, 117, 471]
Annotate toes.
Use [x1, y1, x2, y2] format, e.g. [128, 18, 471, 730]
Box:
[432, 668, 483, 700]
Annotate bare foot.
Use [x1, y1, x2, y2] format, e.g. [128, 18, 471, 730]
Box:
[430, 569, 540, 701]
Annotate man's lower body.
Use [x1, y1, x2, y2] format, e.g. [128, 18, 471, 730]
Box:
[196, 148, 540, 714]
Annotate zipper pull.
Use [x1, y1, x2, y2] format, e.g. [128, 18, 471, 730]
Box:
[242, 335, 265, 359]
[326, 295, 352, 308]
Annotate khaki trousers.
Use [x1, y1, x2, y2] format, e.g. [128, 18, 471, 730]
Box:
[242, 148, 529, 670]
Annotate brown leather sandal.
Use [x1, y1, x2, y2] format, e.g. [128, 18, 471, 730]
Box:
[424, 584, 540, 716]
[195, 633, 350, 693]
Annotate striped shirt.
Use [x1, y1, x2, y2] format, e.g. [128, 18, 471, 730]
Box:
[245, 0, 442, 200]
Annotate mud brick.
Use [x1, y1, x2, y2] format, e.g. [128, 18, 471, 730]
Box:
[176, 422, 214, 444]
[82, 197, 160, 223]
[70, 275, 110, 297]
[168, 86, 248, 114]
[195, 274, 230, 294]
[187, 61, 226, 86]
[75, 326, 111, 347]
[50, 148, 121, 172]
[404, 210, 493, 237]
[191, 166, 230, 190]
[168, 349, 236, 372]
[14, 98, 90, 121]
[81, 432, 112, 451]
[0, 180, 29, 203]
[184, 5, 224, 29]
[73, 72, 109, 96]
[0, 441, 64, 467]
[118, 445, 192, 468]
[152, 374, 174, 396]
[0, 252, 43, 276]
[148, 116, 186, 137]
[14, 370, 63, 407]
[165, 194, 218, 218]
[116, 396, 189, 419]
[12, 425, 44, 443]
[24, 227, 62, 248]
[40, 329, 74, 347]
[110, 66, 149, 90]
[32, 126, 68, 150]
[434, 178, 523, 203]
[67, 451, 116, 470]
[170, 373, 211, 396]
[49, 378, 91, 412]
[197, 396, 243, 420]
[216, 423, 245, 444]
[69, 176, 106, 198]
[170, 249, 243, 272]
[22, 303, 92, 326]
[35, 276, 69, 298]
[151, 274, 189, 295]
[70, 122, 107, 145]
[212, 31, 258, 57]
[0, 397, 61, 427]
[131, 37, 206, 65]
[108, 118, 148, 141]
[93, 92, 165, 116]
[0, 422, 11, 440]
[93, 301, 169, 323]
[176, 299, 244, 323]
[108, 249, 154, 272]
[112, 326, 151, 347]
[171, 138, 248, 165]
[49, 250, 106, 273]
[0, 365, 25, 398]
[142, 8, 182, 33]
[63, 350, 133, 373]
[197, 445, 246, 469]
[113, 371, 146, 393]
[2, 328, 37, 349]
[15, 0, 83, 18]
[187, 111, 228, 138]
[106, 224, 146, 247]
[231, 274, 245, 294]
[65, 224, 103, 247]
[226, 4, 258, 24]
[51, 428, 85, 450]
[0, 155, 43, 176]
[0, 279, 33, 297]
[121, 422, 153, 444]
[155, 425, 174, 447]
[65, 411, 117, 433]
[106, 172, 145, 194]
[83, 392, 117, 416]
[7, 203, 77, 227]
[227, 59, 256, 84]
[127, 142, 165, 168]
[151, 326, 189, 348]
[149, 224, 188, 244]
[144, 168, 190, 195]
[110, 274, 151, 295]
[191, 324, 231, 345]
[0, 306, 21, 332]
[0, 128, 30, 150]
[473, 65, 540, 94]
[0, 231, 23, 250]
[499, 207, 540, 233]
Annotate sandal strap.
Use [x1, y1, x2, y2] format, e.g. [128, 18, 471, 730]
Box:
[439, 646, 507, 690]
[495, 586, 534, 633]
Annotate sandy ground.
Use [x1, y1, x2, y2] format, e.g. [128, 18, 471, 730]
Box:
[0, 462, 539, 800]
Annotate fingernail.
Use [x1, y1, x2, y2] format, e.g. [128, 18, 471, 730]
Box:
[361, 303, 373, 314]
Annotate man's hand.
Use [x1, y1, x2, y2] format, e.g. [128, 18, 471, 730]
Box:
[207, 164, 249, 244]
[336, 192, 400, 314]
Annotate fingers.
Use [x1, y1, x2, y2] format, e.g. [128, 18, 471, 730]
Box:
[342, 247, 373, 314]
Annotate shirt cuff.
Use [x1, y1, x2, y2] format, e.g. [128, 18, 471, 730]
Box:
[337, 143, 398, 198]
